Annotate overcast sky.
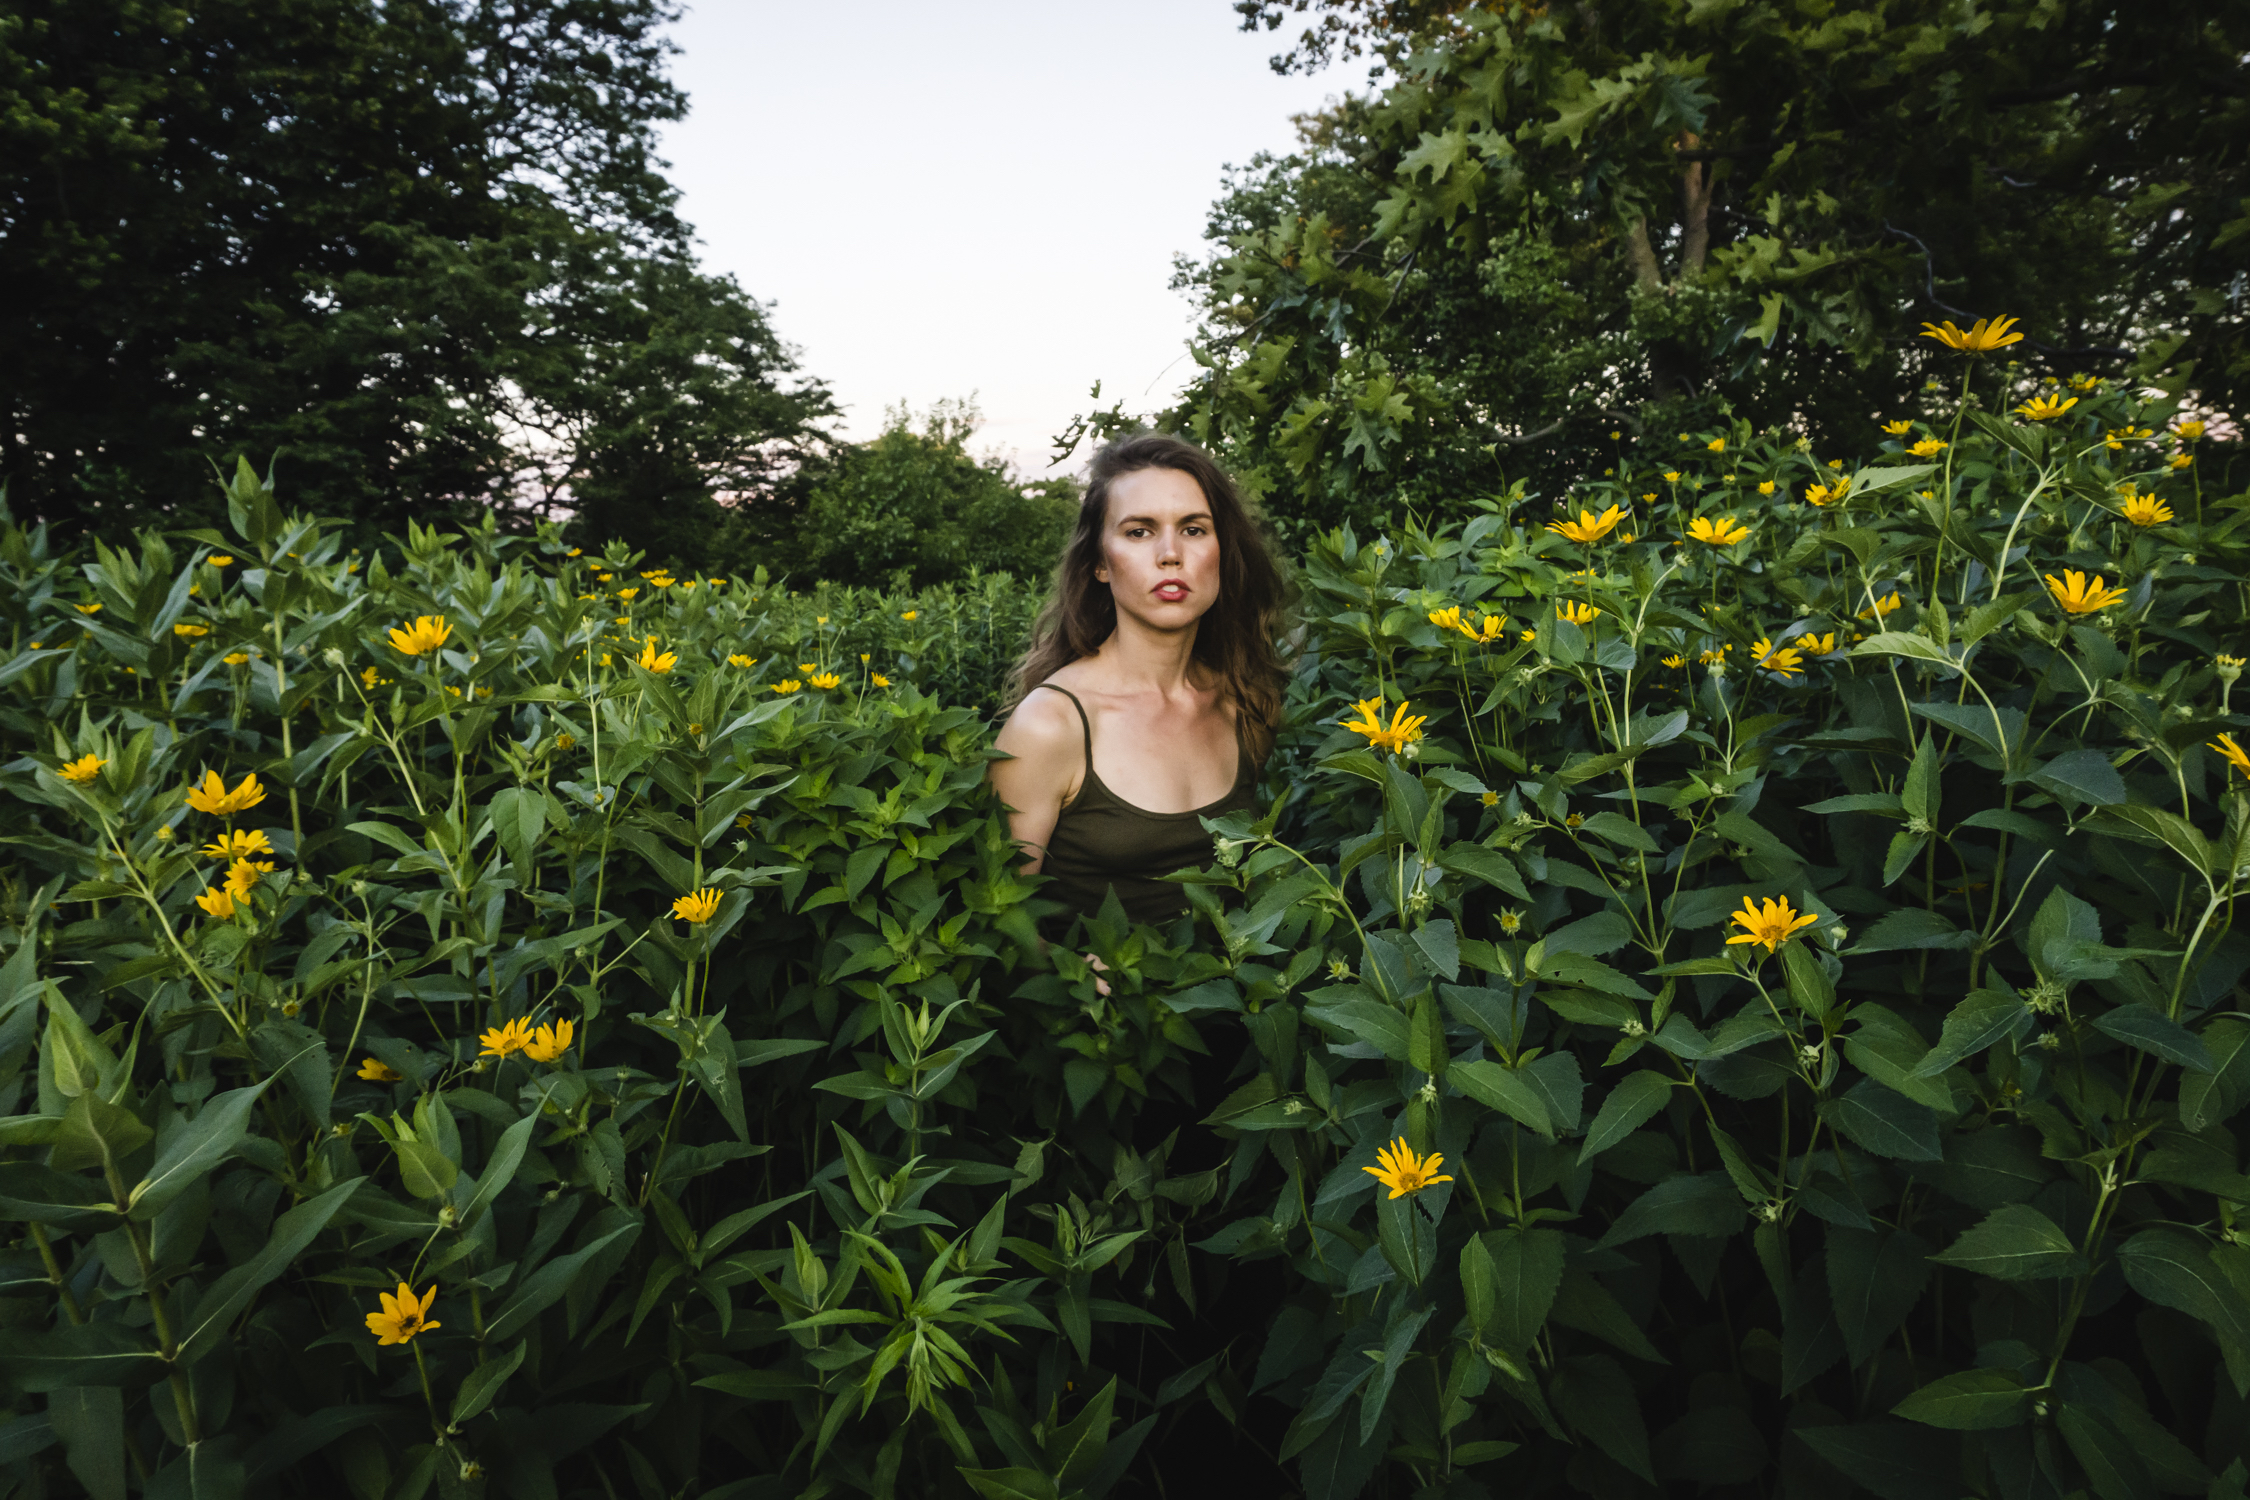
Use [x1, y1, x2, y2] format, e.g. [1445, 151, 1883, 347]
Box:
[657, 1, 1353, 473]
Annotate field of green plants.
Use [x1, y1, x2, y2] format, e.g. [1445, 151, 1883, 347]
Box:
[4, 339, 2250, 1500]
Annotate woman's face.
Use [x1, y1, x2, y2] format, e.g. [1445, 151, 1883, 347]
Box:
[1094, 468, 1221, 631]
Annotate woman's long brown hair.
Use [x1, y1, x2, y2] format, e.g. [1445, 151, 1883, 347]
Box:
[1006, 432, 1292, 761]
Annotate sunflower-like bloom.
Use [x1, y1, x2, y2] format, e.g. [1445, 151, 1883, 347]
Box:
[1756, 480, 1776, 496]
[1557, 601, 1601, 625]
[75, 602, 102, 615]
[2175, 419, 2206, 441]
[357, 1057, 404, 1083]
[1661, 654, 1686, 668]
[1799, 632, 1839, 656]
[2044, 570, 2129, 615]
[479, 1018, 534, 1059]
[1545, 505, 1626, 545]
[386, 616, 451, 656]
[809, 671, 842, 690]
[1751, 638, 1806, 678]
[1688, 516, 1753, 546]
[223, 858, 274, 899]
[1882, 420, 1913, 437]
[1857, 592, 1903, 620]
[1805, 483, 1837, 507]
[172, 622, 209, 638]
[208, 555, 234, 568]
[365, 1282, 440, 1347]
[1428, 605, 1468, 635]
[672, 888, 723, 924]
[523, 1018, 576, 1064]
[58, 753, 107, 784]
[185, 770, 266, 816]
[771, 679, 803, 695]
[901, 610, 918, 621]
[1699, 647, 1730, 665]
[1363, 1138, 1452, 1200]
[1907, 438, 1948, 458]
[2210, 733, 2250, 781]
[193, 884, 237, 919]
[872, 673, 892, 688]
[201, 828, 275, 860]
[1725, 895, 1821, 953]
[2120, 494, 2174, 527]
[617, 587, 639, 602]
[727, 653, 756, 668]
[1340, 697, 1428, 754]
[1919, 314, 2023, 353]
[2169, 454, 2193, 471]
[1706, 436, 1726, 453]
[2015, 393, 2079, 423]
[636, 640, 678, 674]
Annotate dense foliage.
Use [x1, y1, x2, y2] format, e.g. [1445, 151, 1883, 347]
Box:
[0, 0, 834, 540]
[6, 342, 2250, 1500]
[1168, 0, 2250, 531]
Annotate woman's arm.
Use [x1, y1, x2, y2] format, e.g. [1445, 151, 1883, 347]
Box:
[987, 688, 1082, 875]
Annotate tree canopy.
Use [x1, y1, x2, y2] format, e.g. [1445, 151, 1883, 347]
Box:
[1178, 0, 2250, 532]
[0, 0, 832, 538]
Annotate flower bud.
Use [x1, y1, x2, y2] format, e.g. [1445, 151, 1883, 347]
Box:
[322, 646, 346, 668]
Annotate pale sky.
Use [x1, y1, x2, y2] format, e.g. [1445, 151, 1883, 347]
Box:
[657, 1, 1353, 473]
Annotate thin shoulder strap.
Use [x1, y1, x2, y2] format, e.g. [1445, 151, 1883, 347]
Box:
[1032, 683, 1094, 771]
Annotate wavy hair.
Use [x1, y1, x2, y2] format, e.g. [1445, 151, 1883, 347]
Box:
[1006, 432, 1291, 760]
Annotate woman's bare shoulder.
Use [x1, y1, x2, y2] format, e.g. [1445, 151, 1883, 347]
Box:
[992, 683, 1083, 757]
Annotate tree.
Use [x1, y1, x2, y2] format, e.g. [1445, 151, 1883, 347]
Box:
[0, 0, 830, 538]
[1177, 1, 2250, 532]
[781, 400, 1075, 588]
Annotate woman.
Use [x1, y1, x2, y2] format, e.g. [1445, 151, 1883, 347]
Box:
[991, 432, 1289, 934]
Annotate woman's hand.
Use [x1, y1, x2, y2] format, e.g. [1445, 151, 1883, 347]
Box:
[1084, 953, 1111, 997]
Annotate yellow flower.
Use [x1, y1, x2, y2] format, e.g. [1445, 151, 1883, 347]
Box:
[1907, 438, 1948, 458]
[1857, 592, 1903, 620]
[360, 665, 391, 689]
[1499, 909, 1523, 935]
[1340, 697, 1428, 754]
[202, 828, 274, 860]
[1805, 483, 1835, 507]
[617, 587, 639, 602]
[1751, 638, 1805, 678]
[1480, 791, 1499, 806]
[797, 662, 818, 673]
[901, 610, 918, 621]
[1882, 420, 1913, 437]
[859, 653, 871, 663]
[185, 770, 266, 816]
[2044, 570, 2129, 615]
[728, 654, 756, 667]
[809, 671, 842, 690]
[223, 858, 273, 899]
[1363, 1138, 1452, 1200]
[596, 572, 614, 582]
[223, 651, 249, 666]
[1919, 314, 2024, 353]
[356, 1057, 403, 1083]
[650, 576, 675, 588]
[365, 1282, 440, 1347]
[710, 578, 727, 587]
[1706, 436, 1726, 453]
[1800, 632, 1838, 656]
[2169, 453, 2193, 471]
[1557, 601, 1600, 625]
[1699, 647, 1730, 665]
[2175, 420, 2206, 441]
[1519, 629, 1536, 643]
[1756, 480, 1776, 495]
[566, 547, 583, 557]
[478, 1018, 534, 1059]
[1687, 516, 1752, 546]
[172, 622, 209, 638]
[672, 888, 723, 924]
[555, 733, 576, 750]
[1428, 605, 1468, 635]
[636, 640, 678, 673]
[2120, 494, 2174, 527]
[2210, 733, 2250, 780]
[1725, 894, 1821, 953]
[1544, 505, 1626, 544]
[1662, 470, 1682, 483]
[75, 602, 101, 615]
[386, 616, 452, 656]
[2014, 393, 2078, 423]
[193, 884, 237, 919]
[58, 753, 107, 784]
[772, 679, 802, 694]
[523, 1018, 575, 1064]
[872, 673, 892, 688]
[1661, 654, 1686, 668]
[208, 555, 234, 568]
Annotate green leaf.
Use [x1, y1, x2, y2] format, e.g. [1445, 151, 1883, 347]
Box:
[958, 1469, 1060, 1500]
[1822, 1080, 1942, 1161]
[1930, 1204, 2077, 1280]
[1579, 1071, 1674, 1162]
[1892, 1368, 2032, 1429]
[1479, 1226, 1564, 1355]
[1550, 1354, 1652, 1483]
[1852, 632, 1959, 671]
[1550, 1267, 1667, 1364]
[177, 1177, 362, 1365]
[1916, 988, 2031, 1075]
[1597, 1172, 1742, 1247]
[484, 1222, 642, 1342]
[0, 1322, 160, 1392]
[450, 1340, 527, 1427]
[1449, 1058, 1554, 1138]
[2096, 803, 2216, 875]
[2092, 1008, 2216, 1072]
[1826, 1226, 1931, 1366]
[2181, 1017, 2250, 1130]
[2117, 1227, 2250, 1349]
[49, 1091, 153, 1178]
[129, 1079, 271, 1220]
[2032, 748, 2127, 805]
[2058, 1404, 2156, 1500]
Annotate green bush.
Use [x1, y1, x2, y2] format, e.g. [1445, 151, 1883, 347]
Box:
[5, 351, 2250, 1500]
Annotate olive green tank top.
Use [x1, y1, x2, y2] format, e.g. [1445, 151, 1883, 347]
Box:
[1026, 683, 1259, 929]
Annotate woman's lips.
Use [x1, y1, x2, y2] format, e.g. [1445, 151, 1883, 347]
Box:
[1153, 582, 1190, 601]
